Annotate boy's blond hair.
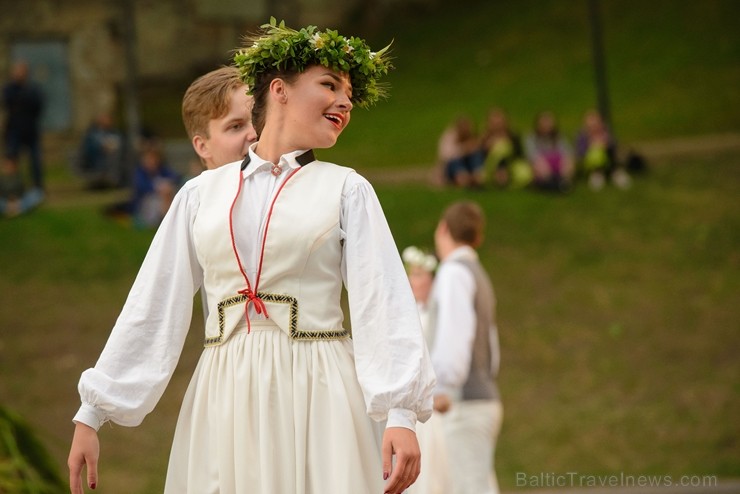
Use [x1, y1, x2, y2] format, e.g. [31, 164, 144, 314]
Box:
[441, 201, 485, 248]
[181, 66, 246, 140]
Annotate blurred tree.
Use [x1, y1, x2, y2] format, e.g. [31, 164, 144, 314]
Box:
[588, 0, 613, 132]
[0, 405, 66, 493]
[119, 0, 142, 188]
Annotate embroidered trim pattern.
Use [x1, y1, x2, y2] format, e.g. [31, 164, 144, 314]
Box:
[205, 291, 349, 347]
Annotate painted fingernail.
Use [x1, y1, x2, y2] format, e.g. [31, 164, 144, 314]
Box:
[90, 482, 96, 490]
[383, 471, 389, 480]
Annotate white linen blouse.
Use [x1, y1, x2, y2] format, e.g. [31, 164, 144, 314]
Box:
[74, 147, 435, 432]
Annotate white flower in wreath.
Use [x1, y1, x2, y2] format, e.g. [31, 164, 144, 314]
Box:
[402, 246, 438, 273]
[310, 32, 325, 50]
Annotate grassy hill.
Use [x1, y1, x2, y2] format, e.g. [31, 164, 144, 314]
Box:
[140, 0, 740, 174]
[1, 0, 738, 492]
[322, 0, 740, 170]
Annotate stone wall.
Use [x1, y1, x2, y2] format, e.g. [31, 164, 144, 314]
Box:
[1, 1, 124, 132]
[0, 0, 414, 139]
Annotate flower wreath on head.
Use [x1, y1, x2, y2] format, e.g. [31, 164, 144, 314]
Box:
[233, 17, 393, 108]
[402, 246, 438, 273]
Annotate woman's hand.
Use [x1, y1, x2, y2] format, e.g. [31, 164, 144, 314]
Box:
[68, 422, 100, 493]
[381, 427, 421, 494]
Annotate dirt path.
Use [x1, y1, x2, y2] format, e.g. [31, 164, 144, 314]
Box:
[630, 132, 740, 159]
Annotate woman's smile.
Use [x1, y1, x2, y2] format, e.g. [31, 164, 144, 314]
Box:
[323, 112, 345, 130]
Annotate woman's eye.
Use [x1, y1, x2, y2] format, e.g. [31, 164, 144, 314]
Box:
[323, 82, 335, 90]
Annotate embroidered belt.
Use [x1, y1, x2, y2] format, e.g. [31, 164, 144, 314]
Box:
[204, 291, 350, 347]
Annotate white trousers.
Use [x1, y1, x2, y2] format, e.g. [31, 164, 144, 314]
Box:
[443, 399, 503, 494]
[406, 411, 452, 494]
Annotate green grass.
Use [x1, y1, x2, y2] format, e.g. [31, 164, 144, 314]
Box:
[1, 150, 738, 492]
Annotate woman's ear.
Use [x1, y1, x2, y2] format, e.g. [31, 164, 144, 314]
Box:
[269, 78, 289, 104]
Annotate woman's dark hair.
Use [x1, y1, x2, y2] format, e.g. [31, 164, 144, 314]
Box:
[250, 64, 301, 137]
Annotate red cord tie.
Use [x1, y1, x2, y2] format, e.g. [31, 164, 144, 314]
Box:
[238, 287, 270, 333]
[229, 161, 305, 336]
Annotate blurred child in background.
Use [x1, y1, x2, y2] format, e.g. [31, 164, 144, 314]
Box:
[436, 115, 486, 188]
[482, 107, 531, 189]
[0, 155, 43, 217]
[525, 110, 574, 192]
[575, 109, 631, 190]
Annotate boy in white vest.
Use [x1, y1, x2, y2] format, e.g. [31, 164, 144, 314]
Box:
[430, 200, 503, 494]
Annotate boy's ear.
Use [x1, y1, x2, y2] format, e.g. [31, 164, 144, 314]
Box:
[192, 134, 211, 161]
[472, 232, 484, 249]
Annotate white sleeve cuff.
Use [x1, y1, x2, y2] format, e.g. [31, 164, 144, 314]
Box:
[385, 408, 418, 432]
[72, 403, 108, 432]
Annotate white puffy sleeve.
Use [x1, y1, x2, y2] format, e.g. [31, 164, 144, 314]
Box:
[340, 172, 436, 431]
[73, 180, 204, 430]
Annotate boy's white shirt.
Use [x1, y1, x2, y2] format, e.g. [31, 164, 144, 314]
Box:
[429, 245, 478, 398]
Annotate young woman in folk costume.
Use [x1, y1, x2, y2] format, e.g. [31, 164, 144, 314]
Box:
[68, 19, 435, 494]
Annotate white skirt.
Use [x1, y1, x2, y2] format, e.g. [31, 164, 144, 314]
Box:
[165, 320, 384, 494]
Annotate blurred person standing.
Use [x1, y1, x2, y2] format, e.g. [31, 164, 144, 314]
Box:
[2, 60, 44, 192]
[430, 200, 503, 494]
[402, 245, 453, 494]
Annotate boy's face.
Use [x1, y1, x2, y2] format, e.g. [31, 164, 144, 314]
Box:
[195, 86, 257, 169]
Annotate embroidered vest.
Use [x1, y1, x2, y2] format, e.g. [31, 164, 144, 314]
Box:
[193, 159, 353, 346]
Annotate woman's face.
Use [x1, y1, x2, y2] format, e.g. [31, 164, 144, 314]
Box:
[283, 65, 353, 149]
